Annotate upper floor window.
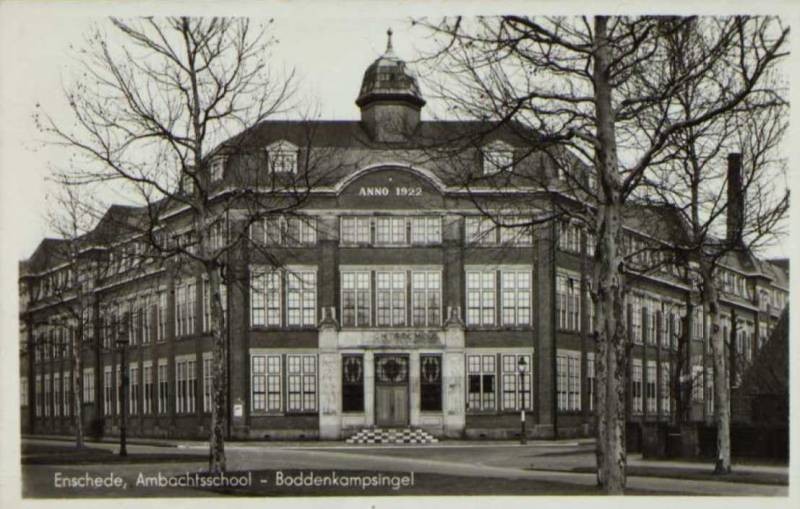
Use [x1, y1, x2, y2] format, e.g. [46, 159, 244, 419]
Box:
[250, 266, 317, 328]
[209, 156, 226, 182]
[266, 140, 298, 174]
[341, 217, 371, 245]
[482, 141, 514, 175]
[556, 272, 581, 332]
[558, 221, 582, 253]
[251, 216, 317, 246]
[466, 216, 532, 246]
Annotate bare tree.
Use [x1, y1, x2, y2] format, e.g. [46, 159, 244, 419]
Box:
[33, 17, 321, 473]
[639, 21, 789, 470]
[414, 15, 788, 492]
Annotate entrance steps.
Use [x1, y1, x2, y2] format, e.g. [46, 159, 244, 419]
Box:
[345, 427, 439, 445]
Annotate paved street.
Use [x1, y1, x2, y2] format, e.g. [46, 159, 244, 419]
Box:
[20, 437, 788, 497]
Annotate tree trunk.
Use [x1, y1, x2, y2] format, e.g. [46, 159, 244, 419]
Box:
[208, 265, 227, 473]
[702, 263, 731, 474]
[592, 15, 627, 494]
[73, 326, 84, 449]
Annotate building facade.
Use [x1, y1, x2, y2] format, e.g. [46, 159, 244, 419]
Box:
[19, 38, 789, 441]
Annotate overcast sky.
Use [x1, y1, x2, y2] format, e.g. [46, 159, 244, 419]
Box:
[0, 1, 795, 264]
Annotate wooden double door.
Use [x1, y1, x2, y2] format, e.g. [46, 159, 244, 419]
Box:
[374, 355, 409, 427]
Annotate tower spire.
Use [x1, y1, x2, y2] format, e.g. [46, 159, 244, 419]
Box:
[386, 28, 394, 54]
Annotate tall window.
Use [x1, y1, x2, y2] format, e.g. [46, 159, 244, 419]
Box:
[556, 351, 581, 412]
[104, 367, 113, 416]
[411, 271, 441, 327]
[661, 362, 671, 414]
[501, 271, 531, 326]
[203, 354, 213, 413]
[632, 360, 643, 414]
[466, 270, 495, 326]
[376, 272, 406, 326]
[646, 361, 657, 413]
[250, 267, 281, 327]
[44, 374, 50, 417]
[175, 279, 196, 337]
[129, 364, 140, 415]
[287, 354, 317, 413]
[558, 221, 582, 253]
[287, 271, 317, 326]
[375, 217, 406, 245]
[251, 354, 282, 413]
[410, 217, 441, 245]
[340, 217, 371, 244]
[499, 216, 533, 246]
[341, 271, 370, 327]
[501, 354, 532, 411]
[115, 365, 121, 415]
[175, 357, 196, 414]
[157, 359, 168, 415]
[157, 291, 167, 342]
[286, 217, 317, 245]
[143, 363, 153, 414]
[54, 373, 61, 416]
[587, 353, 596, 412]
[646, 298, 659, 345]
[629, 294, 643, 344]
[63, 373, 71, 417]
[467, 354, 496, 411]
[35, 376, 42, 417]
[82, 368, 95, 403]
[465, 217, 497, 245]
[420, 355, 443, 412]
[140, 295, 151, 345]
[556, 273, 580, 331]
[342, 355, 364, 413]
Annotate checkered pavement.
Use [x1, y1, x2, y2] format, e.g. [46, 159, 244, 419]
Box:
[345, 427, 439, 444]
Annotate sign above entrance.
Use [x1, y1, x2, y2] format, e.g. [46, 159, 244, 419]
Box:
[338, 168, 444, 209]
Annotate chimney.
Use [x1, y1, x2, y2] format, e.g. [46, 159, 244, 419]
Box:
[726, 152, 744, 245]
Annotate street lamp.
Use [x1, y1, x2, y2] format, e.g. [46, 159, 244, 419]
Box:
[518, 356, 528, 445]
[116, 313, 130, 457]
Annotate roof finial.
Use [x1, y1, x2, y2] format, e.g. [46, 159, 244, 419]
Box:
[386, 27, 394, 54]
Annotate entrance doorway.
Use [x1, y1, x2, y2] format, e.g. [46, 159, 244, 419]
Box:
[374, 355, 409, 427]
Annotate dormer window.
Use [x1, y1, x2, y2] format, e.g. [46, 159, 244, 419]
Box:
[482, 142, 514, 175]
[210, 156, 226, 182]
[266, 140, 298, 174]
[180, 172, 195, 194]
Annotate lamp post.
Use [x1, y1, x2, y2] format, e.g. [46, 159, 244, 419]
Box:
[518, 356, 528, 445]
[116, 313, 129, 457]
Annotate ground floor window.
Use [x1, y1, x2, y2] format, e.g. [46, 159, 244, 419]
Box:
[587, 353, 596, 412]
[420, 355, 442, 411]
[632, 360, 643, 414]
[53, 373, 61, 417]
[646, 361, 656, 414]
[63, 373, 71, 417]
[660, 362, 671, 414]
[287, 355, 317, 412]
[501, 354, 532, 411]
[342, 355, 364, 413]
[143, 363, 154, 414]
[83, 368, 95, 404]
[175, 357, 196, 414]
[44, 374, 50, 417]
[158, 359, 168, 415]
[467, 354, 496, 411]
[250, 353, 284, 413]
[557, 351, 581, 412]
[104, 367, 113, 416]
[130, 364, 140, 415]
[35, 376, 42, 417]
